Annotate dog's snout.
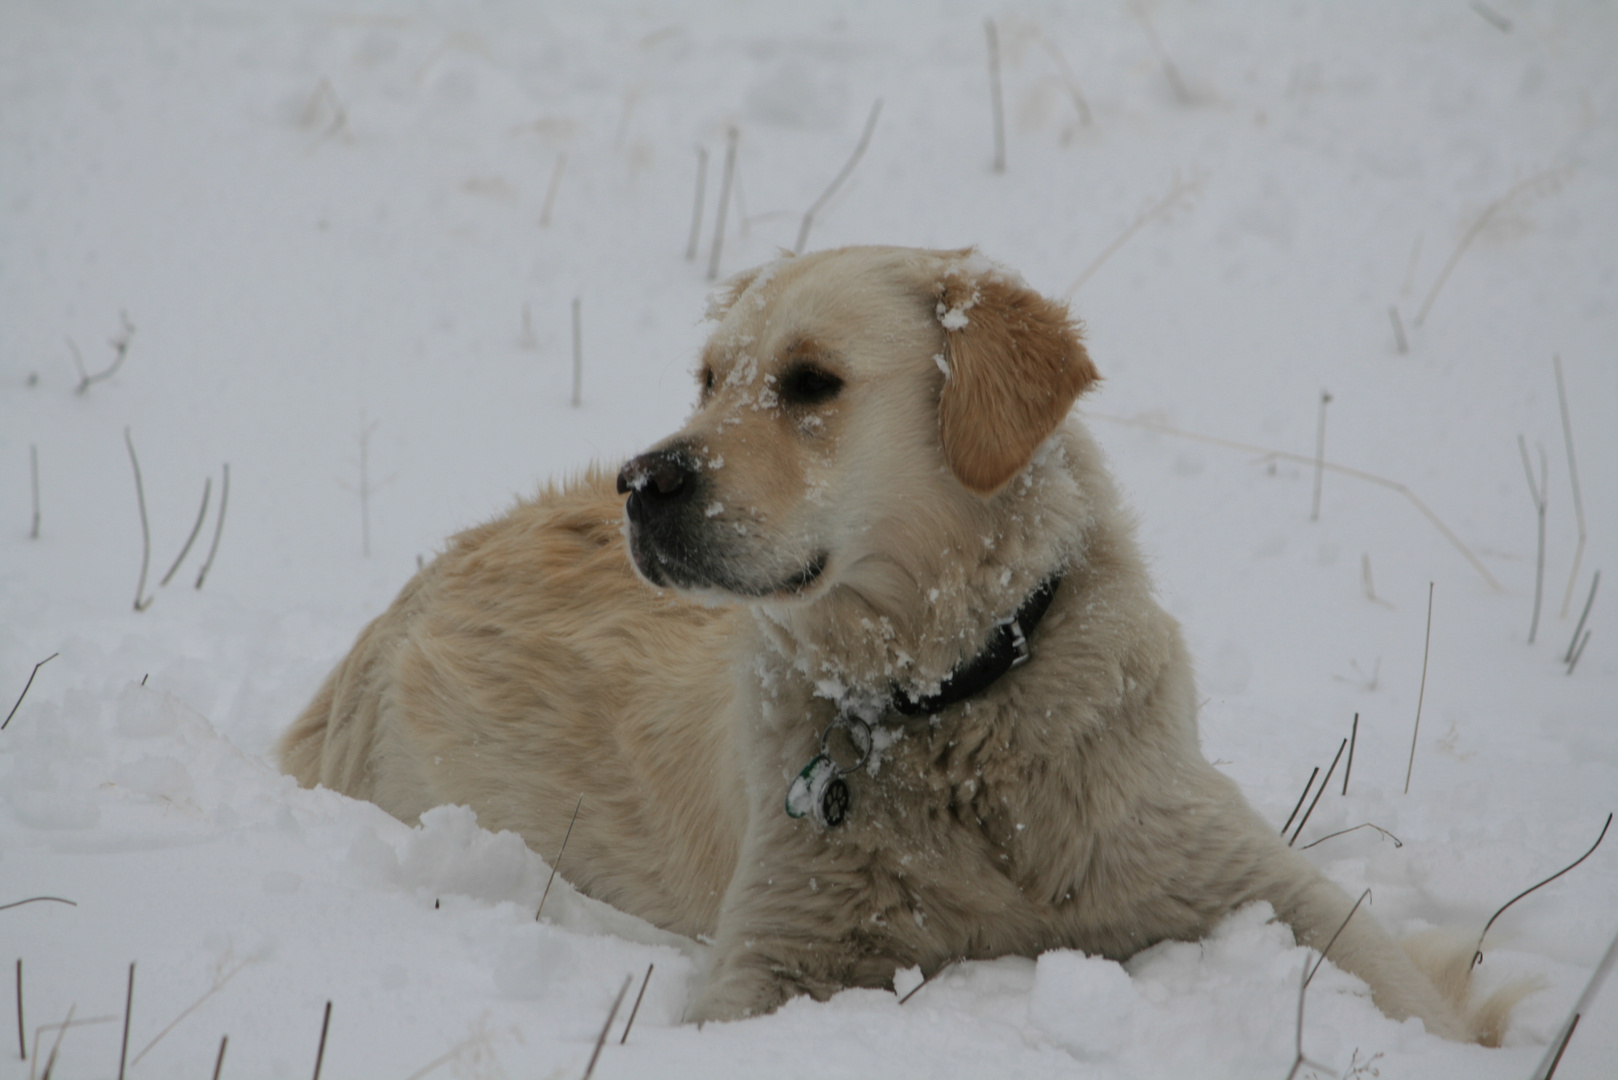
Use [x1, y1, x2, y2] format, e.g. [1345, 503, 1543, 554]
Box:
[618, 450, 697, 523]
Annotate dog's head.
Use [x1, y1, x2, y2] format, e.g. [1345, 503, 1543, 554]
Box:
[617, 246, 1099, 604]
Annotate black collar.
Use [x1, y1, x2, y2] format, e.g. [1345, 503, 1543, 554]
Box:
[891, 574, 1063, 716]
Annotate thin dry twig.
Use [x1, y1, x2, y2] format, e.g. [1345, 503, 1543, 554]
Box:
[312, 1001, 332, 1080]
[794, 99, 882, 254]
[582, 976, 632, 1080]
[1405, 583, 1434, 795]
[1290, 738, 1346, 847]
[1567, 628, 1592, 675]
[0, 897, 75, 914]
[1036, 34, 1092, 127]
[1518, 435, 1549, 644]
[1130, 0, 1193, 104]
[1090, 412, 1503, 591]
[705, 127, 739, 282]
[212, 1035, 228, 1080]
[36, 1004, 74, 1080]
[124, 428, 154, 612]
[1564, 571, 1599, 667]
[160, 478, 212, 587]
[1470, 1, 1513, 33]
[1279, 767, 1319, 837]
[536, 796, 583, 921]
[1414, 167, 1571, 327]
[131, 956, 252, 1065]
[1473, 812, 1611, 969]
[4, 655, 60, 732]
[685, 147, 708, 261]
[71, 312, 135, 395]
[1310, 391, 1332, 522]
[1553, 356, 1587, 618]
[117, 963, 134, 1080]
[899, 959, 959, 1005]
[985, 20, 1006, 172]
[1389, 305, 1408, 354]
[29, 444, 40, 539]
[1342, 714, 1358, 795]
[1063, 173, 1197, 299]
[1285, 889, 1371, 1080]
[620, 964, 654, 1045]
[1532, 925, 1618, 1080]
[13, 959, 21, 1062]
[1299, 823, 1403, 852]
[539, 153, 566, 228]
[194, 464, 229, 590]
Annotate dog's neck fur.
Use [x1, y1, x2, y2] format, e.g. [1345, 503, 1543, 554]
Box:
[750, 423, 1113, 711]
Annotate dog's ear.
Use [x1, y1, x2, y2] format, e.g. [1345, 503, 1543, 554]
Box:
[932, 270, 1100, 495]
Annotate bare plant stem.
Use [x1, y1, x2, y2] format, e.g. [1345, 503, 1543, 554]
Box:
[131, 957, 251, 1065]
[160, 478, 212, 587]
[899, 959, 959, 1005]
[212, 1035, 228, 1080]
[4, 654, 60, 732]
[1564, 571, 1599, 665]
[1089, 412, 1503, 591]
[1279, 767, 1318, 837]
[1290, 738, 1346, 847]
[685, 147, 708, 261]
[1310, 391, 1332, 522]
[117, 963, 134, 1080]
[311, 1001, 331, 1080]
[124, 428, 154, 612]
[38, 1003, 74, 1080]
[1286, 889, 1371, 1079]
[1532, 926, 1618, 1080]
[794, 99, 883, 254]
[1554, 356, 1587, 618]
[705, 128, 738, 282]
[1131, 0, 1192, 104]
[14, 959, 21, 1062]
[984, 20, 1005, 173]
[619, 964, 654, 1045]
[1389, 305, 1408, 354]
[195, 465, 229, 590]
[1414, 167, 1571, 327]
[1470, 1, 1513, 33]
[1037, 35, 1092, 126]
[1474, 813, 1611, 969]
[29, 445, 40, 539]
[1342, 714, 1358, 796]
[536, 796, 583, 922]
[539, 153, 566, 228]
[1518, 435, 1549, 644]
[1405, 583, 1433, 795]
[0, 897, 75, 913]
[73, 312, 135, 395]
[1063, 173, 1196, 299]
[1300, 823, 1403, 851]
[1567, 630, 1592, 675]
[571, 298, 583, 408]
[582, 976, 632, 1080]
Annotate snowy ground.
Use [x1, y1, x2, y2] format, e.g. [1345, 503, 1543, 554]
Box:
[3, 2, 1615, 1077]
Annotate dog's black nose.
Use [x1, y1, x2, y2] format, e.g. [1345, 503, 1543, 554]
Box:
[618, 451, 696, 522]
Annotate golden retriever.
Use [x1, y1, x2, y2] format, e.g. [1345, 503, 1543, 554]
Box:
[280, 245, 1518, 1040]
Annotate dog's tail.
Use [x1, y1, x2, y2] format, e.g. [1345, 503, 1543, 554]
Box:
[1401, 931, 1540, 1047]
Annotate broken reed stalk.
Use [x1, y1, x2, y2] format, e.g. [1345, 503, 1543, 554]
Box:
[571, 298, 583, 408]
[1299, 823, 1403, 851]
[1473, 812, 1611, 969]
[0, 897, 75, 913]
[1553, 356, 1587, 618]
[1389, 305, 1408, 354]
[581, 976, 632, 1080]
[1063, 173, 1195, 299]
[794, 98, 883, 254]
[1564, 571, 1599, 665]
[1342, 714, 1358, 795]
[1532, 925, 1618, 1080]
[1289, 738, 1347, 847]
[118, 963, 134, 1080]
[14, 959, 21, 1061]
[212, 1035, 228, 1080]
[1404, 583, 1434, 795]
[1279, 767, 1319, 836]
[1036, 35, 1092, 126]
[536, 796, 583, 921]
[124, 428, 154, 612]
[1518, 435, 1549, 644]
[30, 444, 40, 539]
[39, 1003, 74, 1080]
[311, 1001, 331, 1080]
[705, 127, 738, 282]
[898, 959, 959, 1005]
[1310, 391, 1332, 522]
[160, 477, 212, 587]
[984, 20, 1005, 173]
[131, 957, 251, 1065]
[1088, 411, 1503, 591]
[1567, 628, 1592, 675]
[72, 312, 135, 395]
[684, 147, 708, 261]
[1414, 167, 1571, 327]
[539, 153, 566, 228]
[620, 964, 654, 1045]
[1286, 889, 1372, 1080]
[194, 464, 229, 590]
[1131, 0, 1193, 104]
[4, 654, 60, 731]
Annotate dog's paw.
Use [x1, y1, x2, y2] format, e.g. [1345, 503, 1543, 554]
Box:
[687, 966, 789, 1025]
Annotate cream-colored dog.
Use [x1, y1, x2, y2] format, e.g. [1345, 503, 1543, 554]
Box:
[281, 246, 1517, 1040]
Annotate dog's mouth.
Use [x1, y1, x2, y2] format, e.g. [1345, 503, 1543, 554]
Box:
[628, 530, 828, 601]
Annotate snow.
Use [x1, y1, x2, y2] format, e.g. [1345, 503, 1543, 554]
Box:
[2, 2, 1615, 1078]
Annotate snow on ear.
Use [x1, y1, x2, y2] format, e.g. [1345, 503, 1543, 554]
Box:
[933, 271, 1100, 495]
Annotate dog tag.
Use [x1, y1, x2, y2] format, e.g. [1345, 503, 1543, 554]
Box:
[786, 755, 849, 828]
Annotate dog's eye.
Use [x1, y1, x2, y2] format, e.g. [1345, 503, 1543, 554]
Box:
[779, 364, 844, 407]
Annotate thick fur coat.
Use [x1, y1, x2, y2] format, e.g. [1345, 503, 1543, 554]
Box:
[280, 246, 1517, 1041]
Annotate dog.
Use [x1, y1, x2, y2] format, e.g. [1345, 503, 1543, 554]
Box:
[280, 245, 1519, 1040]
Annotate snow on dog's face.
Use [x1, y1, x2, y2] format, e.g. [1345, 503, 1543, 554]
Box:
[617, 246, 1099, 604]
